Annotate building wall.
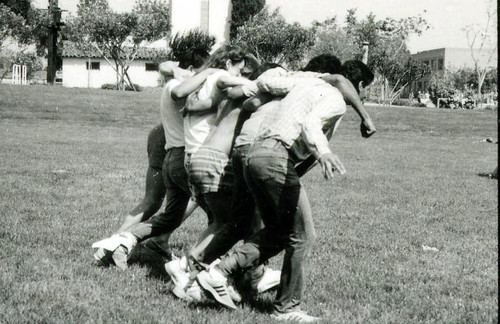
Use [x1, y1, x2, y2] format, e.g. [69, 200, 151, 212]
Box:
[62, 58, 161, 88]
[169, 0, 231, 48]
[409, 47, 497, 94]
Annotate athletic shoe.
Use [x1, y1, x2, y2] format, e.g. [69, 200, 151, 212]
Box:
[251, 267, 281, 293]
[197, 267, 237, 309]
[112, 245, 129, 270]
[270, 310, 321, 323]
[93, 247, 113, 266]
[165, 257, 201, 302]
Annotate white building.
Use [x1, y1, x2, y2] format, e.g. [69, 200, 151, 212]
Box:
[62, 44, 164, 88]
[61, 0, 232, 88]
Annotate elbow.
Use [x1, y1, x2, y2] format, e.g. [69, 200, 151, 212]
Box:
[171, 88, 185, 101]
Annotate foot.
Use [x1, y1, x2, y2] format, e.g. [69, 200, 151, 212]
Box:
[93, 247, 113, 266]
[197, 266, 237, 309]
[165, 257, 202, 302]
[251, 267, 281, 293]
[92, 232, 137, 270]
[271, 310, 321, 323]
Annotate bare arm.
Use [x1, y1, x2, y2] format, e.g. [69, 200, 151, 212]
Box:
[320, 74, 376, 137]
[171, 68, 220, 101]
[241, 91, 275, 112]
[216, 75, 254, 89]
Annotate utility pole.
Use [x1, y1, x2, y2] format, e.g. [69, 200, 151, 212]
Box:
[47, 0, 64, 85]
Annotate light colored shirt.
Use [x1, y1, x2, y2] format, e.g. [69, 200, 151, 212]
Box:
[234, 100, 280, 148]
[160, 79, 185, 149]
[184, 70, 229, 155]
[257, 71, 326, 96]
[257, 82, 346, 161]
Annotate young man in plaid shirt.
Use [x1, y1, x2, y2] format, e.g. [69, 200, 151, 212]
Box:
[196, 60, 375, 322]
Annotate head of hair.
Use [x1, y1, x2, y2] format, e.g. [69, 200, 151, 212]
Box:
[248, 62, 283, 80]
[302, 54, 342, 74]
[201, 44, 247, 70]
[340, 60, 375, 93]
[178, 48, 210, 69]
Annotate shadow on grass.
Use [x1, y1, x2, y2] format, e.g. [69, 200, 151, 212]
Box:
[477, 172, 497, 179]
[127, 245, 171, 281]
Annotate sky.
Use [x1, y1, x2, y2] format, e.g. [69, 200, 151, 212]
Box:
[33, 0, 496, 53]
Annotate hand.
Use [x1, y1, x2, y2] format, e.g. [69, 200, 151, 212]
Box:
[318, 153, 346, 179]
[361, 118, 376, 138]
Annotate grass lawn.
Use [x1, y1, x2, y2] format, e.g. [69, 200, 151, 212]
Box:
[0, 84, 497, 323]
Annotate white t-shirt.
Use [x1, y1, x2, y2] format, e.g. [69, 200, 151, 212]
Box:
[183, 70, 230, 155]
[160, 79, 185, 150]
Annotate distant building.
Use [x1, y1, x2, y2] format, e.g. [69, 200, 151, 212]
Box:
[409, 47, 497, 94]
[61, 43, 166, 88]
[61, 0, 232, 88]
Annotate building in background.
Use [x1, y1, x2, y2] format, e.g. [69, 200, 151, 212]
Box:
[61, 0, 232, 88]
[61, 43, 163, 88]
[409, 47, 497, 94]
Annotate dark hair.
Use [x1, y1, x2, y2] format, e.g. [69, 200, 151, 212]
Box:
[302, 54, 342, 74]
[340, 60, 375, 93]
[248, 62, 283, 80]
[202, 45, 247, 70]
[178, 49, 210, 69]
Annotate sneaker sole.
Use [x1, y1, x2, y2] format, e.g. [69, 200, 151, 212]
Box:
[197, 272, 237, 309]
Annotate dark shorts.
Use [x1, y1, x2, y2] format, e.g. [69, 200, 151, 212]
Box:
[147, 124, 167, 170]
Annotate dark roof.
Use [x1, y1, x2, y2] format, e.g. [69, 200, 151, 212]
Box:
[62, 41, 168, 60]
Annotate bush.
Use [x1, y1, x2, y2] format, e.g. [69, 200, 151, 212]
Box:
[101, 83, 142, 91]
[391, 98, 427, 108]
[168, 29, 215, 68]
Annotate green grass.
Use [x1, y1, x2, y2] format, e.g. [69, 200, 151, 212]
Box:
[0, 84, 497, 323]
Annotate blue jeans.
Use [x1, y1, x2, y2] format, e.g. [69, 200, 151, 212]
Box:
[130, 147, 191, 240]
[192, 144, 259, 264]
[218, 139, 310, 313]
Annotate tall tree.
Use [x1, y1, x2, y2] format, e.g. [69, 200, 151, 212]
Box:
[67, 0, 170, 90]
[230, 0, 265, 40]
[307, 17, 360, 63]
[234, 7, 314, 70]
[463, 0, 497, 107]
[345, 9, 430, 105]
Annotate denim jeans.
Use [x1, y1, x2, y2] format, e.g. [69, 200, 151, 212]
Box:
[192, 144, 259, 264]
[130, 147, 191, 240]
[218, 139, 311, 313]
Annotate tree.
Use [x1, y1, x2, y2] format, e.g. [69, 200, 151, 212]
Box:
[0, 49, 43, 82]
[307, 17, 360, 63]
[345, 9, 430, 105]
[234, 7, 315, 70]
[169, 29, 215, 64]
[230, 0, 265, 40]
[67, 0, 170, 90]
[463, 0, 497, 107]
[0, 4, 27, 50]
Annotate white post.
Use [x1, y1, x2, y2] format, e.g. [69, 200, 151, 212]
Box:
[12, 64, 19, 84]
[22, 65, 27, 85]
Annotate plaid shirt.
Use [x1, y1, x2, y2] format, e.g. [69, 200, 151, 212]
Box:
[257, 81, 346, 161]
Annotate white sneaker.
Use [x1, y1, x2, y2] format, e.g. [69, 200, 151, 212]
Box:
[197, 267, 237, 309]
[252, 267, 281, 293]
[165, 257, 202, 302]
[92, 232, 137, 270]
[271, 310, 321, 323]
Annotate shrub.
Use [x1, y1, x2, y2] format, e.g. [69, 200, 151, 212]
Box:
[101, 83, 142, 91]
[168, 29, 215, 68]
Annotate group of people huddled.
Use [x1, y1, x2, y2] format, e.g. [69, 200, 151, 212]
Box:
[92, 44, 376, 322]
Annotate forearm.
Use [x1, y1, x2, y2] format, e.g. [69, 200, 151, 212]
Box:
[186, 98, 214, 112]
[321, 74, 371, 121]
[217, 75, 253, 89]
[241, 92, 274, 112]
[171, 68, 218, 100]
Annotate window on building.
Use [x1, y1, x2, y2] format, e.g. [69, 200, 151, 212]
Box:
[200, 0, 209, 32]
[438, 58, 444, 70]
[145, 63, 158, 71]
[86, 61, 100, 70]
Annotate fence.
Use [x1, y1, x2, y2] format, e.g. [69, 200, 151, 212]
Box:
[12, 64, 28, 85]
